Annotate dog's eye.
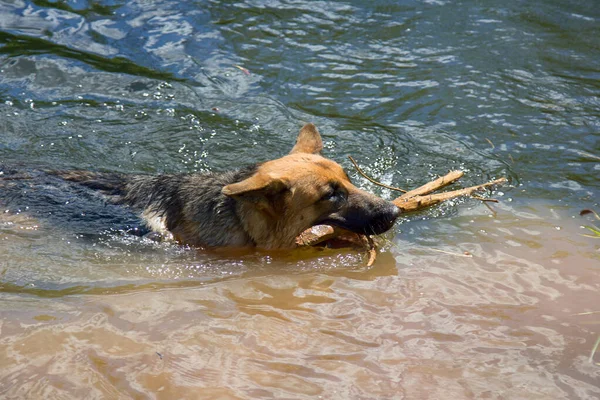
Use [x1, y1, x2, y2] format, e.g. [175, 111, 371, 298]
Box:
[320, 186, 346, 204]
[320, 190, 336, 202]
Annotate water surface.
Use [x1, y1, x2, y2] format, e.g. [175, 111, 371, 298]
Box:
[1, 0, 599, 398]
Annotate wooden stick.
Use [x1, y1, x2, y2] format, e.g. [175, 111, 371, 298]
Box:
[428, 248, 473, 258]
[366, 236, 377, 267]
[348, 156, 407, 193]
[295, 225, 377, 267]
[397, 170, 464, 200]
[393, 178, 507, 212]
[471, 194, 499, 203]
[295, 225, 338, 246]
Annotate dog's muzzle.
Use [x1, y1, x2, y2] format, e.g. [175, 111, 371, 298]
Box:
[321, 197, 401, 236]
[363, 202, 401, 235]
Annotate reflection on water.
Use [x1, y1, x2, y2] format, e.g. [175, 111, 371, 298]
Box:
[1, 0, 599, 398]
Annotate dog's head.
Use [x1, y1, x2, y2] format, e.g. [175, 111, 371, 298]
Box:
[222, 123, 400, 249]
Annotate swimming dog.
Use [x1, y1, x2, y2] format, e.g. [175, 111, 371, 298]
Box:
[55, 124, 400, 249]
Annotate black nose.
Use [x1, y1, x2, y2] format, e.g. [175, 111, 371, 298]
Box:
[390, 204, 401, 220]
[364, 203, 401, 235]
[382, 202, 401, 223]
[321, 196, 401, 236]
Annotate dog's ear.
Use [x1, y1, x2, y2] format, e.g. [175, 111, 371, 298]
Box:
[289, 123, 323, 155]
[222, 174, 288, 210]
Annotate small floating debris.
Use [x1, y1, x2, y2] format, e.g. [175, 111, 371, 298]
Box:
[233, 65, 250, 75]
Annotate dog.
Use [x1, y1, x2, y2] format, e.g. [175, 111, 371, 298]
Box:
[52, 123, 400, 249]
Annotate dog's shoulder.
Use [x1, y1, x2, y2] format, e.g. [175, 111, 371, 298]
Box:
[127, 164, 262, 247]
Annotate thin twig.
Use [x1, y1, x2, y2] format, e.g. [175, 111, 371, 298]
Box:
[348, 156, 407, 193]
[471, 195, 499, 203]
[366, 236, 377, 267]
[427, 248, 473, 257]
[398, 170, 464, 200]
[481, 200, 497, 217]
[393, 178, 507, 212]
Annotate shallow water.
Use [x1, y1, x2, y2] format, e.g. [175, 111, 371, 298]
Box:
[1, 0, 599, 399]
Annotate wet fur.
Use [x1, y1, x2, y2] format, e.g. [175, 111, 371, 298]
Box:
[58, 165, 260, 247]
[55, 124, 400, 249]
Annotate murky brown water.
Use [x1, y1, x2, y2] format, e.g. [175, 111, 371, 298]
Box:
[2, 0, 600, 398]
[1, 202, 599, 399]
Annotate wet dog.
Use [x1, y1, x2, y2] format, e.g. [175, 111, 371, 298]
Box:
[54, 124, 400, 249]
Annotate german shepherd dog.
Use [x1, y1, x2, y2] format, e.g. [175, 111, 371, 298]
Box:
[51, 124, 400, 249]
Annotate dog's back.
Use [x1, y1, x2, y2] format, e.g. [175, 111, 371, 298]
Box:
[54, 165, 262, 247]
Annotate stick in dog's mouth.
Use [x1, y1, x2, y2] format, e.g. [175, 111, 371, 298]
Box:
[294, 167, 508, 267]
[295, 224, 377, 266]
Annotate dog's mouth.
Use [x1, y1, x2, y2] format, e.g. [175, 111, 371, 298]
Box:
[294, 223, 377, 265]
[296, 223, 371, 249]
[320, 218, 373, 235]
[296, 202, 400, 251]
[317, 213, 398, 236]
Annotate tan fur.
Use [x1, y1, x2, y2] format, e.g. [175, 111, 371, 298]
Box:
[220, 124, 397, 249]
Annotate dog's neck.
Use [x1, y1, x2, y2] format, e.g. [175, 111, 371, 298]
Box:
[124, 165, 258, 248]
[233, 200, 301, 250]
[126, 164, 306, 249]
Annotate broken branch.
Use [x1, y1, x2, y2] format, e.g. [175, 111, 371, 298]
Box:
[397, 170, 464, 200]
[393, 178, 507, 212]
[295, 225, 338, 246]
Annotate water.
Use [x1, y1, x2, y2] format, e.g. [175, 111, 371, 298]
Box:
[1, 0, 599, 398]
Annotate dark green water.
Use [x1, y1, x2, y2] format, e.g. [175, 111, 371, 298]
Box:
[0, 1, 599, 398]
